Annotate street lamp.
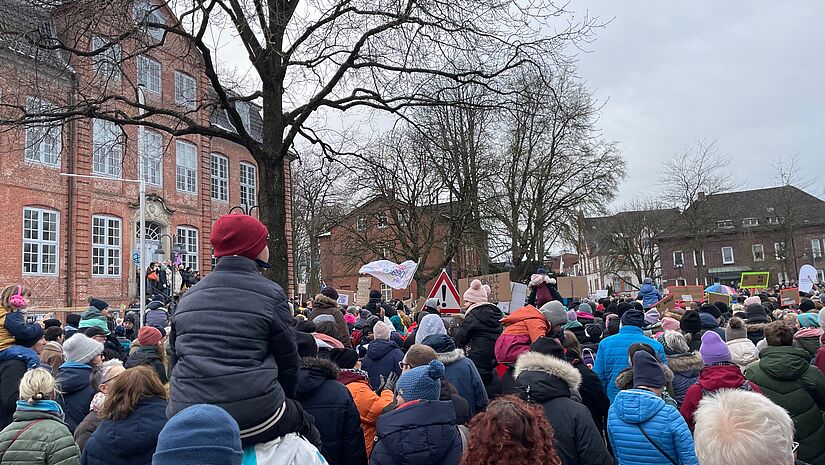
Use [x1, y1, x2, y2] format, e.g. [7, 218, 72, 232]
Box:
[156, 234, 182, 313]
[60, 173, 147, 326]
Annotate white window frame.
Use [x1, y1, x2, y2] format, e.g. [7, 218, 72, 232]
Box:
[138, 128, 163, 186]
[91, 215, 121, 277]
[675, 278, 687, 286]
[24, 97, 61, 167]
[239, 162, 257, 208]
[133, 0, 165, 41]
[812, 239, 822, 259]
[752, 244, 764, 262]
[174, 70, 196, 109]
[673, 251, 684, 268]
[380, 283, 392, 302]
[92, 119, 123, 178]
[22, 207, 59, 276]
[176, 226, 199, 270]
[356, 215, 367, 231]
[175, 140, 198, 194]
[716, 220, 734, 229]
[91, 36, 121, 81]
[774, 242, 785, 260]
[377, 213, 389, 229]
[721, 246, 734, 265]
[210, 153, 228, 202]
[137, 55, 161, 94]
[692, 249, 705, 267]
[817, 269, 824, 283]
[742, 218, 759, 227]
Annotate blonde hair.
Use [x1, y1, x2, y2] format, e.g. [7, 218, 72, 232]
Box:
[0, 284, 31, 311]
[19, 368, 55, 403]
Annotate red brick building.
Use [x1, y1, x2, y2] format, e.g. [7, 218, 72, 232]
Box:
[0, 0, 292, 308]
[319, 198, 488, 301]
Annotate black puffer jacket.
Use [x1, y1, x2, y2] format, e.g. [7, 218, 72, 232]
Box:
[0, 359, 26, 430]
[168, 256, 300, 446]
[515, 352, 614, 465]
[745, 303, 771, 345]
[452, 304, 503, 389]
[566, 354, 610, 435]
[296, 358, 366, 465]
[125, 346, 168, 384]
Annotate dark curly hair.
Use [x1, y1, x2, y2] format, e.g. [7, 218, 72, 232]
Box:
[460, 395, 562, 465]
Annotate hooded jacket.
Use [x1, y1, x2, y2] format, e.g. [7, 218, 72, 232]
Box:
[726, 337, 759, 372]
[515, 352, 613, 465]
[680, 363, 761, 430]
[56, 362, 95, 433]
[745, 346, 825, 465]
[433, 346, 488, 416]
[664, 352, 704, 406]
[295, 358, 366, 465]
[81, 397, 167, 465]
[593, 326, 668, 403]
[370, 400, 461, 465]
[0, 407, 80, 465]
[636, 284, 662, 309]
[745, 304, 771, 345]
[414, 314, 447, 345]
[124, 346, 168, 384]
[608, 388, 698, 465]
[309, 294, 353, 348]
[793, 328, 822, 360]
[452, 303, 503, 384]
[698, 312, 726, 340]
[361, 339, 404, 391]
[495, 305, 548, 365]
[40, 341, 65, 374]
[338, 369, 394, 458]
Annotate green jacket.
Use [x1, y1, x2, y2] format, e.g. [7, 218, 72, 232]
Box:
[745, 346, 825, 465]
[0, 410, 80, 465]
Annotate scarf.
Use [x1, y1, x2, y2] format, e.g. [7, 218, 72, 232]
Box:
[16, 400, 65, 420]
[90, 392, 107, 412]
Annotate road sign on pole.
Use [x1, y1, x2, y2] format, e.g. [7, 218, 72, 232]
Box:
[427, 271, 462, 314]
[132, 252, 140, 264]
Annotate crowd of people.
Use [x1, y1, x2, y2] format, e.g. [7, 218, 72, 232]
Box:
[0, 213, 824, 465]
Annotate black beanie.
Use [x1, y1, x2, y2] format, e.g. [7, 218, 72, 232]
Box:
[42, 318, 62, 329]
[800, 299, 816, 312]
[66, 313, 82, 328]
[713, 301, 730, 316]
[328, 348, 358, 369]
[369, 289, 382, 300]
[680, 310, 702, 334]
[621, 310, 645, 328]
[633, 351, 666, 388]
[320, 287, 339, 301]
[295, 330, 318, 358]
[699, 303, 722, 319]
[530, 336, 565, 359]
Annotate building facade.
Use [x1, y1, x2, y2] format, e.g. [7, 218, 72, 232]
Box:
[0, 0, 292, 308]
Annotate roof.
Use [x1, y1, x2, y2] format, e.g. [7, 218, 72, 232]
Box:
[580, 208, 681, 251]
[0, 0, 68, 70]
[209, 96, 264, 142]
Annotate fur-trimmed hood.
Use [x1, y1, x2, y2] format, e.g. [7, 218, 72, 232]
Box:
[313, 293, 340, 309]
[435, 349, 465, 365]
[514, 351, 582, 391]
[300, 357, 339, 379]
[666, 352, 704, 374]
[615, 363, 674, 391]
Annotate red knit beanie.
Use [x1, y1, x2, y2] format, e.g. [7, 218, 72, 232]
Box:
[138, 326, 163, 347]
[209, 214, 269, 259]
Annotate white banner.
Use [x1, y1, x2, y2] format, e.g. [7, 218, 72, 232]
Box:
[359, 260, 419, 290]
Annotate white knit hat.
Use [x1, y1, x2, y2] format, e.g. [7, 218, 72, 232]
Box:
[62, 333, 104, 364]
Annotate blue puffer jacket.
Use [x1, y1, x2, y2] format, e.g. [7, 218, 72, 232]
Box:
[81, 397, 168, 465]
[435, 348, 489, 416]
[370, 400, 461, 465]
[594, 326, 667, 403]
[56, 362, 95, 433]
[636, 284, 662, 309]
[608, 388, 698, 465]
[361, 339, 403, 391]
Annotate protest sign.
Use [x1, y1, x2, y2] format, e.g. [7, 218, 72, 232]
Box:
[556, 276, 589, 299]
[458, 272, 512, 303]
[740, 272, 770, 289]
[780, 288, 800, 307]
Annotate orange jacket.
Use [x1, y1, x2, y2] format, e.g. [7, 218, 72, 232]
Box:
[501, 305, 548, 342]
[339, 371, 394, 457]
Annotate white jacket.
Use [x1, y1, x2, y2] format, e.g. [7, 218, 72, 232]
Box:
[244, 434, 327, 465]
[726, 337, 759, 372]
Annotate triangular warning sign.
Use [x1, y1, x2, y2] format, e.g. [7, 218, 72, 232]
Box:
[427, 271, 462, 314]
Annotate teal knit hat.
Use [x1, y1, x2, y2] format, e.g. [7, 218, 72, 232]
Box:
[396, 360, 444, 402]
[78, 317, 110, 335]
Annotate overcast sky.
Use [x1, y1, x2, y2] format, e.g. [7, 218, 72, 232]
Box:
[568, 1, 825, 206]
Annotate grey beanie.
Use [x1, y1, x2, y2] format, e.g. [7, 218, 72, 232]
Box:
[312, 314, 336, 325]
[540, 301, 568, 326]
[62, 333, 104, 364]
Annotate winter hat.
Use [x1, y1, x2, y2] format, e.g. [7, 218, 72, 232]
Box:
[463, 279, 488, 305]
[566, 310, 577, 322]
[320, 287, 339, 301]
[373, 321, 391, 340]
[295, 330, 318, 358]
[328, 348, 358, 369]
[661, 317, 680, 332]
[725, 317, 748, 341]
[153, 404, 243, 465]
[621, 309, 645, 328]
[799, 299, 816, 313]
[797, 313, 819, 328]
[699, 303, 722, 320]
[82, 327, 108, 340]
[819, 308, 825, 328]
[63, 333, 104, 364]
[88, 298, 109, 312]
[396, 360, 444, 402]
[415, 313, 447, 345]
[312, 314, 336, 325]
[714, 301, 730, 317]
[15, 323, 44, 348]
[536, 267, 548, 275]
[137, 326, 163, 347]
[643, 277, 653, 285]
[530, 336, 565, 359]
[344, 313, 356, 325]
[421, 334, 456, 354]
[632, 351, 666, 389]
[578, 303, 593, 315]
[65, 314, 81, 328]
[680, 310, 702, 334]
[369, 289, 382, 300]
[78, 318, 110, 335]
[424, 298, 440, 312]
[744, 296, 762, 307]
[42, 318, 61, 329]
[644, 309, 660, 326]
[209, 214, 269, 260]
[540, 301, 568, 327]
[700, 331, 731, 365]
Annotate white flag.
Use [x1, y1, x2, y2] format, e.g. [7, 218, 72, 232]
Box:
[359, 260, 419, 290]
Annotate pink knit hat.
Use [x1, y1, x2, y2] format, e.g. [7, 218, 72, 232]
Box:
[463, 279, 488, 306]
[661, 316, 680, 332]
[744, 296, 762, 307]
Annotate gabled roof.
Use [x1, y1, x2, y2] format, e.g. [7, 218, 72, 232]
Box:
[209, 95, 264, 142]
[581, 208, 681, 251]
[0, 0, 68, 70]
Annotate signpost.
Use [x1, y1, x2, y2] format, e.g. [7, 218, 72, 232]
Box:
[458, 272, 512, 303]
[427, 271, 462, 314]
[740, 272, 770, 289]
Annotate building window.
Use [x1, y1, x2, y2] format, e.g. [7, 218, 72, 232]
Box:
[174, 71, 196, 108]
[377, 213, 388, 229]
[356, 215, 367, 231]
[175, 140, 197, 194]
[379, 244, 391, 260]
[812, 239, 822, 259]
[91, 36, 121, 81]
[210, 153, 228, 202]
[176, 226, 199, 270]
[675, 278, 687, 286]
[22, 207, 59, 275]
[742, 218, 759, 227]
[239, 162, 257, 208]
[692, 249, 705, 267]
[137, 55, 161, 94]
[133, 0, 165, 40]
[774, 242, 785, 260]
[398, 210, 409, 227]
[464, 245, 474, 267]
[24, 97, 61, 167]
[721, 246, 734, 265]
[716, 220, 734, 229]
[230, 101, 251, 131]
[92, 215, 121, 277]
[767, 216, 783, 225]
[752, 244, 764, 262]
[138, 128, 163, 186]
[817, 269, 825, 283]
[380, 283, 392, 301]
[673, 251, 684, 268]
[92, 119, 123, 177]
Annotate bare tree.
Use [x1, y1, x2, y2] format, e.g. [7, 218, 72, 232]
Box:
[770, 154, 816, 281]
[0, 0, 598, 289]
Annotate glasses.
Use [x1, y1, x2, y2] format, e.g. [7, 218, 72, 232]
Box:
[101, 373, 121, 385]
[398, 362, 411, 370]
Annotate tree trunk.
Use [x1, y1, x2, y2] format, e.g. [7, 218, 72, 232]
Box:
[308, 233, 321, 296]
[257, 152, 290, 291]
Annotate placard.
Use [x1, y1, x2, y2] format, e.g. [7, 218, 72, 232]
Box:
[337, 291, 354, 307]
[458, 272, 512, 303]
[355, 276, 372, 305]
[740, 272, 770, 289]
[779, 288, 800, 307]
[651, 294, 676, 311]
[706, 292, 731, 306]
[667, 285, 704, 302]
[297, 283, 307, 295]
[556, 276, 589, 298]
[510, 282, 528, 308]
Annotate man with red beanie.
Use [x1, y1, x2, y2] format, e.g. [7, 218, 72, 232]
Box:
[168, 214, 319, 448]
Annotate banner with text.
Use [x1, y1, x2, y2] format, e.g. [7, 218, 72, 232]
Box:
[359, 260, 419, 290]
